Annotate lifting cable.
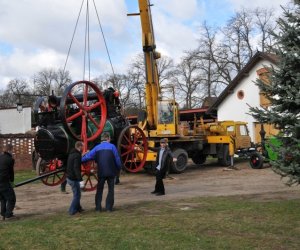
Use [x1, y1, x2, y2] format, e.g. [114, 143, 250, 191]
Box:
[63, 0, 116, 84]
[83, 0, 90, 80]
[92, 0, 116, 85]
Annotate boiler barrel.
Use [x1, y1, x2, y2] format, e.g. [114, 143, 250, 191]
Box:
[35, 125, 72, 160]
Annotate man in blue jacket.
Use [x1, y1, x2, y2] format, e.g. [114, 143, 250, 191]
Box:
[82, 133, 122, 212]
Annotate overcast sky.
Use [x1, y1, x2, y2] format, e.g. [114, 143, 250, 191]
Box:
[0, 0, 290, 90]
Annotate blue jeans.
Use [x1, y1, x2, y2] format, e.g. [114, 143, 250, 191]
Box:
[66, 178, 81, 215]
[95, 177, 115, 211]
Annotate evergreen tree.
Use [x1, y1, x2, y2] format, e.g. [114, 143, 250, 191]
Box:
[249, 3, 300, 184]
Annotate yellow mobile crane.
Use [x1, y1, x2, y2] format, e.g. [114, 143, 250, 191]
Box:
[117, 0, 252, 173]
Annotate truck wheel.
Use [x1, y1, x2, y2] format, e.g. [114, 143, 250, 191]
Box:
[218, 144, 231, 166]
[191, 152, 207, 165]
[249, 152, 264, 169]
[171, 149, 188, 173]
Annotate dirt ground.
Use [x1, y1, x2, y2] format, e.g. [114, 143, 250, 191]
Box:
[14, 159, 300, 218]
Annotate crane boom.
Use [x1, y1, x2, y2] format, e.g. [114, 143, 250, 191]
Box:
[138, 0, 160, 129]
[128, 0, 178, 136]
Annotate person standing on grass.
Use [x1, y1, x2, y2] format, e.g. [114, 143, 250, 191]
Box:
[66, 141, 84, 215]
[0, 144, 16, 220]
[82, 132, 121, 212]
[151, 138, 175, 196]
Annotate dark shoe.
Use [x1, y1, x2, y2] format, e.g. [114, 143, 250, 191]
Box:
[5, 215, 18, 221]
[115, 178, 120, 185]
[78, 208, 85, 213]
[155, 193, 165, 196]
[95, 207, 102, 212]
[151, 191, 158, 194]
[70, 212, 81, 216]
[106, 209, 113, 212]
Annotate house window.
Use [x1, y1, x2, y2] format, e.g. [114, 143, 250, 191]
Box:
[237, 90, 244, 100]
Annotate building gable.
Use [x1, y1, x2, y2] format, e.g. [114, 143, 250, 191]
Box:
[207, 52, 278, 143]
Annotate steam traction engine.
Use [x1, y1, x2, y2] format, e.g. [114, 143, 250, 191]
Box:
[33, 80, 129, 191]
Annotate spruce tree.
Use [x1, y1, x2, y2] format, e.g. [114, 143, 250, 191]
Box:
[249, 3, 300, 184]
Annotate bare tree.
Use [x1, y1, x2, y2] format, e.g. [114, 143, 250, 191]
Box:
[128, 54, 146, 108]
[54, 69, 72, 95]
[33, 68, 72, 96]
[93, 73, 139, 110]
[196, 22, 229, 97]
[156, 55, 175, 86]
[198, 7, 277, 91]
[4, 78, 35, 107]
[7, 78, 30, 96]
[221, 9, 254, 75]
[0, 90, 16, 108]
[253, 8, 277, 52]
[172, 51, 206, 109]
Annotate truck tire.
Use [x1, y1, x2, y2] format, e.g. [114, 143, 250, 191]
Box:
[218, 144, 231, 166]
[171, 149, 188, 173]
[191, 152, 207, 165]
[249, 152, 264, 169]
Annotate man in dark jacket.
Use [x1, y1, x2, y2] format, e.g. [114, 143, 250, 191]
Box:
[0, 144, 16, 220]
[66, 141, 84, 215]
[82, 133, 121, 212]
[151, 138, 174, 196]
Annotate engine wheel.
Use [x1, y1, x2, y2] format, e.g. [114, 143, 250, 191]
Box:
[191, 152, 207, 165]
[81, 161, 98, 191]
[249, 152, 264, 169]
[60, 80, 107, 150]
[117, 125, 148, 172]
[36, 157, 66, 186]
[171, 149, 188, 173]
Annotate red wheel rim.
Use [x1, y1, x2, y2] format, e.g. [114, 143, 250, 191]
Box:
[37, 158, 66, 186]
[117, 125, 148, 172]
[60, 80, 107, 151]
[81, 161, 98, 191]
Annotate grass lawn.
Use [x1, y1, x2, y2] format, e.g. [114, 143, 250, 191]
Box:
[0, 194, 300, 250]
[14, 169, 38, 185]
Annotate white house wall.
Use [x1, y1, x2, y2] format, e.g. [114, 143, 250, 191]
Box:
[0, 107, 31, 134]
[217, 59, 273, 142]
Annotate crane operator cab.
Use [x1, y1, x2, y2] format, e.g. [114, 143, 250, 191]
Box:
[156, 100, 179, 136]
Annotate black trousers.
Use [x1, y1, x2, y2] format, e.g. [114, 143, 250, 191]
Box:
[154, 170, 165, 194]
[0, 184, 16, 218]
[95, 177, 115, 211]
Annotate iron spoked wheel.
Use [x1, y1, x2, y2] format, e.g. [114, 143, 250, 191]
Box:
[117, 125, 148, 173]
[81, 161, 98, 191]
[60, 80, 107, 149]
[36, 157, 66, 186]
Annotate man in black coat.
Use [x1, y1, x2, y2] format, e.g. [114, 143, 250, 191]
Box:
[66, 141, 84, 215]
[151, 138, 174, 196]
[0, 144, 16, 220]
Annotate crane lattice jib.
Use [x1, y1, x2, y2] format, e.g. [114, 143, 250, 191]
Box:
[138, 0, 161, 129]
